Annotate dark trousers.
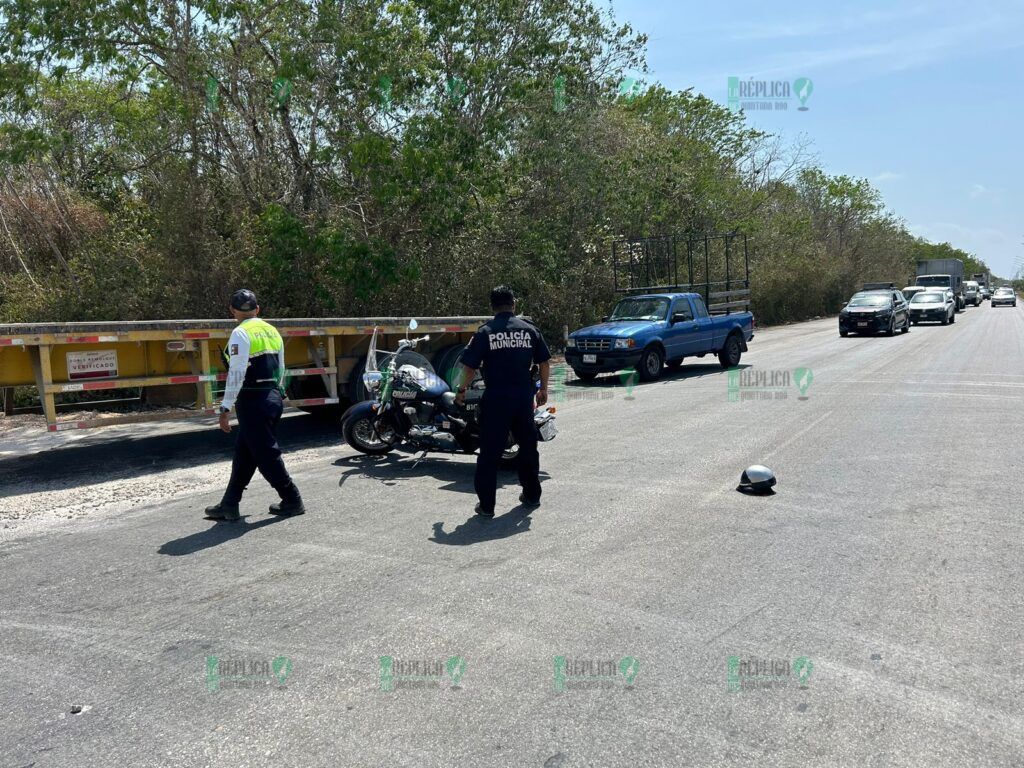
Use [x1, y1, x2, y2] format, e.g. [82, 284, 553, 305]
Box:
[475, 391, 541, 512]
[222, 390, 297, 505]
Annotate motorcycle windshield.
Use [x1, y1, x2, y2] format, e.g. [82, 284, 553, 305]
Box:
[394, 349, 436, 376]
[366, 327, 379, 373]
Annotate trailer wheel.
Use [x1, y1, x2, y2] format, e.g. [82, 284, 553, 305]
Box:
[347, 356, 369, 403]
[718, 334, 742, 369]
[433, 344, 468, 388]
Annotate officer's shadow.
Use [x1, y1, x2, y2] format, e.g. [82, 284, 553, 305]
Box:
[334, 453, 543, 545]
[430, 507, 533, 545]
[158, 516, 287, 556]
[334, 452, 549, 495]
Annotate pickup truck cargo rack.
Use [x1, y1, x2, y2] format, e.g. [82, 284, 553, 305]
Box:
[611, 232, 751, 314]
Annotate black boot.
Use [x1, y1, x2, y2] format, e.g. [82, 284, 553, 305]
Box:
[269, 485, 305, 516]
[205, 502, 240, 521]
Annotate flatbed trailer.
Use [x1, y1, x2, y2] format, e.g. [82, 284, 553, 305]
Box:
[0, 317, 486, 432]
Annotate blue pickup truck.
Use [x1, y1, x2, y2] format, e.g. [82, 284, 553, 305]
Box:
[565, 293, 754, 381]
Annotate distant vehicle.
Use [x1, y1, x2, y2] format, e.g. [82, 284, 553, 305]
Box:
[566, 293, 754, 381]
[991, 287, 1017, 307]
[963, 280, 981, 306]
[972, 272, 991, 292]
[839, 289, 910, 337]
[908, 289, 955, 325]
[902, 285, 928, 301]
[981, 287, 991, 301]
[916, 259, 964, 310]
[862, 282, 896, 291]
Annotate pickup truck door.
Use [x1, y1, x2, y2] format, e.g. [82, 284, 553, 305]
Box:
[665, 298, 702, 358]
[690, 296, 717, 350]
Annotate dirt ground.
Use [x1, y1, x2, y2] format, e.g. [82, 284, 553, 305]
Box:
[0, 411, 342, 542]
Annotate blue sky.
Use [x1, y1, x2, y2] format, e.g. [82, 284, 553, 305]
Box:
[609, 0, 1024, 278]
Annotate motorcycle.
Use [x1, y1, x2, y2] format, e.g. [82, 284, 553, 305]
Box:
[341, 320, 557, 465]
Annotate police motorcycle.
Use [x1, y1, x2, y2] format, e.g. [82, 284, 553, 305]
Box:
[341, 320, 557, 465]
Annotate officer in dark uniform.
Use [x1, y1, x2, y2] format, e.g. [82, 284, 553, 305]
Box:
[455, 286, 551, 517]
[204, 289, 305, 521]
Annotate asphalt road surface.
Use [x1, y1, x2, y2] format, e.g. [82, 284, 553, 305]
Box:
[3, 303, 1023, 768]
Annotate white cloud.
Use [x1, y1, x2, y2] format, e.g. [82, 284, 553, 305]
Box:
[969, 184, 987, 199]
[726, 6, 930, 42]
[694, 4, 1024, 87]
[873, 171, 904, 183]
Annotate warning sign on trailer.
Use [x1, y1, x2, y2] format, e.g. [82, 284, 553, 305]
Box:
[67, 350, 118, 380]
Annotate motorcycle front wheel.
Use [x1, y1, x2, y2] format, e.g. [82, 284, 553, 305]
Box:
[499, 439, 520, 469]
[343, 414, 399, 455]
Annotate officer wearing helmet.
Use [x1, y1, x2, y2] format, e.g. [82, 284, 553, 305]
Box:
[205, 289, 305, 521]
[454, 286, 551, 517]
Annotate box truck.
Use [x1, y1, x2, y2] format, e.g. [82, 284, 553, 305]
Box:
[916, 259, 965, 311]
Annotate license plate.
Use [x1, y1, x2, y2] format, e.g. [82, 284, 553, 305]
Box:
[583, 354, 597, 363]
[857, 322, 868, 327]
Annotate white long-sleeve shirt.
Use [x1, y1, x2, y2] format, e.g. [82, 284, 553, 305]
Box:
[220, 321, 287, 411]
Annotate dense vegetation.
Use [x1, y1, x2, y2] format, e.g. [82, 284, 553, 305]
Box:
[0, 0, 998, 341]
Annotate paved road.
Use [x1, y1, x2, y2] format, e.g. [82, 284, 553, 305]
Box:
[3, 304, 1023, 768]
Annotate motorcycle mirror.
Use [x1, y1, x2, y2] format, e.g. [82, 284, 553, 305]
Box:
[422, 335, 430, 343]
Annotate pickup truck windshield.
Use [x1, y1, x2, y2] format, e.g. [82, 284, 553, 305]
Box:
[609, 298, 669, 321]
[911, 293, 944, 304]
[848, 295, 890, 307]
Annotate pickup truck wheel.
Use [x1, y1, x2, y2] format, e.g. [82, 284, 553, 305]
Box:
[638, 347, 664, 382]
[950, 312, 956, 324]
[885, 317, 896, 336]
[571, 368, 597, 382]
[718, 334, 742, 368]
[839, 330, 848, 337]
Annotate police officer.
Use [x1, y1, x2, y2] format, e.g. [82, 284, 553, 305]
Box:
[204, 289, 305, 521]
[455, 286, 551, 517]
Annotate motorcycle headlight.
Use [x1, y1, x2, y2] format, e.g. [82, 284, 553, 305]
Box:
[566, 338, 577, 348]
[613, 338, 635, 349]
[362, 371, 383, 391]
